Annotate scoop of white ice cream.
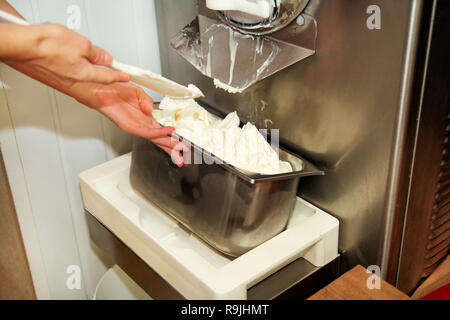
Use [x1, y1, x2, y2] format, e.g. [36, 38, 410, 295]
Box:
[153, 97, 292, 174]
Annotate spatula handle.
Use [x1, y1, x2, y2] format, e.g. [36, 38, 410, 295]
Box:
[0, 9, 30, 26]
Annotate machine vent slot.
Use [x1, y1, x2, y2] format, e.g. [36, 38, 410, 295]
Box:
[423, 114, 450, 278]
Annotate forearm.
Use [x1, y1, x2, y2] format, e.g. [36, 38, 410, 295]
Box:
[0, 0, 40, 61]
[0, 0, 24, 18]
[0, 24, 43, 60]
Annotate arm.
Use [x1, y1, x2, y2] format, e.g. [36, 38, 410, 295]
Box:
[0, 0, 129, 85]
[0, 0, 23, 17]
[0, 0, 184, 163]
[1, 22, 131, 86]
[0, 0, 34, 59]
[0, 22, 130, 85]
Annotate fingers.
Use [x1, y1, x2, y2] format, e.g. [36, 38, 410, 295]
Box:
[87, 44, 112, 66]
[84, 81, 184, 166]
[129, 123, 187, 161]
[157, 145, 184, 167]
[137, 88, 154, 116]
[81, 64, 130, 84]
[150, 136, 189, 152]
[84, 45, 130, 83]
[142, 129, 187, 167]
[132, 125, 175, 140]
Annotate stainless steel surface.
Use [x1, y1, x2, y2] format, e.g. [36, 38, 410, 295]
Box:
[130, 135, 323, 257]
[248, 257, 318, 299]
[155, 0, 424, 271]
[380, 0, 424, 279]
[171, 14, 316, 91]
[216, 0, 310, 35]
[248, 255, 340, 299]
[395, 0, 435, 286]
[87, 210, 339, 299]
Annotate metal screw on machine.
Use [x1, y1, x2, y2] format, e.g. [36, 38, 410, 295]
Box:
[296, 14, 305, 26]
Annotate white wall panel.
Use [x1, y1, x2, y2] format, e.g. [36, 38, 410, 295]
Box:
[133, 0, 163, 102]
[0, 65, 87, 299]
[0, 75, 51, 300]
[0, 0, 53, 301]
[1, 0, 163, 299]
[33, 0, 112, 299]
[84, 0, 139, 160]
[31, 0, 89, 35]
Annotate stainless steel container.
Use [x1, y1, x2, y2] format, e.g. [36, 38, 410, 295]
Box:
[130, 129, 323, 257]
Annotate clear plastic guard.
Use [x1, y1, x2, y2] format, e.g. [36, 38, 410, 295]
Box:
[170, 14, 317, 92]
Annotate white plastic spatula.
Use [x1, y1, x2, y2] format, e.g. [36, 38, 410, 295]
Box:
[110, 60, 204, 99]
[0, 9, 203, 99]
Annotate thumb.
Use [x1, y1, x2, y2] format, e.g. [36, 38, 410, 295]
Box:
[137, 88, 154, 116]
[83, 63, 130, 84]
[87, 44, 113, 66]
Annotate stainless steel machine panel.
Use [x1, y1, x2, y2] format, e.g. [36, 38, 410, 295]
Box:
[154, 0, 422, 272]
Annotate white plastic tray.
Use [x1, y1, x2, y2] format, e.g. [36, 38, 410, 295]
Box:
[80, 153, 339, 299]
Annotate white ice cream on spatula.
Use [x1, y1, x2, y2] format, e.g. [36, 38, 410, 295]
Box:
[111, 61, 204, 99]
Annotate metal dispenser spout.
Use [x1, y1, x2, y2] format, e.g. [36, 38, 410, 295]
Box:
[170, 5, 317, 93]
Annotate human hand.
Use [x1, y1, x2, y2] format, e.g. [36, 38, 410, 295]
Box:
[68, 82, 188, 166]
[0, 17, 186, 164]
[1, 23, 129, 88]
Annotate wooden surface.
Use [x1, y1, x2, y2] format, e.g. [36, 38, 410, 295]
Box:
[308, 265, 410, 300]
[0, 150, 36, 300]
[412, 255, 450, 299]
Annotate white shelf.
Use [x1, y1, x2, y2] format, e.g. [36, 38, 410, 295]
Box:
[80, 153, 339, 299]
